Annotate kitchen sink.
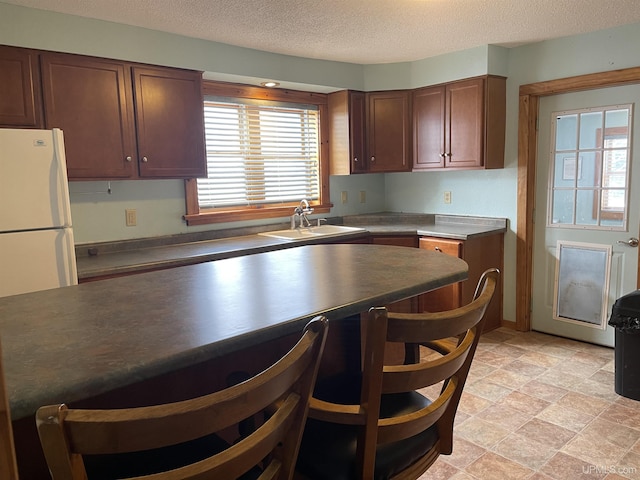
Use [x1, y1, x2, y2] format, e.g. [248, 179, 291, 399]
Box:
[259, 225, 367, 240]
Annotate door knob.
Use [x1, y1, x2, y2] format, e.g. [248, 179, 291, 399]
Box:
[617, 237, 639, 247]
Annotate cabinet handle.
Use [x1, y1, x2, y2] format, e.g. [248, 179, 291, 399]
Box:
[354, 157, 358, 162]
[439, 153, 445, 158]
[370, 156, 375, 162]
[125, 156, 132, 162]
[434, 247, 442, 252]
[444, 153, 452, 157]
[141, 156, 148, 163]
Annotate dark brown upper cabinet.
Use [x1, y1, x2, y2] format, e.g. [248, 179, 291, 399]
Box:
[328, 89, 411, 174]
[367, 90, 411, 173]
[328, 90, 367, 174]
[413, 75, 505, 171]
[0, 45, 43, 128]
[40, 52, 206, 180]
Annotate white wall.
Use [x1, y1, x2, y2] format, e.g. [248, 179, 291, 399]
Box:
[3, 2, 640, 325]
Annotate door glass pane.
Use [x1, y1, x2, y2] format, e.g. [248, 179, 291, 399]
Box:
[579, 111, 603, 149]
[551, 189, 574, 224]
[556, 114, 578, 151]
[576, 152, 596, 188]
[554, 153, 576, 188]
[576, 189, 597, 226]
[605, 109, 630, 135]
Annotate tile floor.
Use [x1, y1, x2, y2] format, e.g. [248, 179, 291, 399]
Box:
[419, 327, 640, 480]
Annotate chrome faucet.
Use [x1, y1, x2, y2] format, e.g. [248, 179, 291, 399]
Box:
[291, 199, 314, 229]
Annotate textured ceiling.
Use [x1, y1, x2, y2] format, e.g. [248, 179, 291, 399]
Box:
[5, 0, 640, 64]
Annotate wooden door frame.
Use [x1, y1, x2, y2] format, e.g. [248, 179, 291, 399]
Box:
[516, 66, 640, 331]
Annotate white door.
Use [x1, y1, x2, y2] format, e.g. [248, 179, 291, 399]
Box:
[532, 85, 640, 347]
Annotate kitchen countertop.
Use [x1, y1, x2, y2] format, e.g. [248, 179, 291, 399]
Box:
[76, 213, 506, 281]
[0, 244, 468, 420]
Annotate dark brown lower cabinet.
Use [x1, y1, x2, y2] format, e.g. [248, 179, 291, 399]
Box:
[419, 234, 504, 332]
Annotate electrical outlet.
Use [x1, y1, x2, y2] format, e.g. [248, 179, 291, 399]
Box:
[359, 191, 366, 203]
[444, 191, 452, 204]
[125, 208, 137, 226]
[341, 191, 348, 204]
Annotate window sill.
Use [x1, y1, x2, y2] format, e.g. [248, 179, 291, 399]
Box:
[184, 203, 332, 226]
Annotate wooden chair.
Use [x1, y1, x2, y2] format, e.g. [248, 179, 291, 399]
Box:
[36, 317, 328, 480]
[296, 269, 499, 480]
[1, 339, 20, 480]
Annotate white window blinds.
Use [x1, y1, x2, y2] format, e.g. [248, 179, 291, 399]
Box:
[197, 98, 320, 208]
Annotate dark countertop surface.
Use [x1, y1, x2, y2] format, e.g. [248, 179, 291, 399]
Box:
[76, 213, 506, 281]
[0, 244, 467, 420]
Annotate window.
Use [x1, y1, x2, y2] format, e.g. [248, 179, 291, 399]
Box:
[185, 82, 330, 225]
[548, 105, 632, 230]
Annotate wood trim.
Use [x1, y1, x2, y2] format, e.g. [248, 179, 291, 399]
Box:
[202, 80, 328, 105]
[519, 67, 640, 96]
[516, 93, 538, 331]
[516, 66, 640, 331]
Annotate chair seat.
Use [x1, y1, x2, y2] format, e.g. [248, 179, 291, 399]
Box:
[297, 373, 438, 480]
[82, 433, 262, 480]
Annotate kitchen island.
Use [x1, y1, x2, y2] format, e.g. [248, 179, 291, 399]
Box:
[1, 243, 467, 477]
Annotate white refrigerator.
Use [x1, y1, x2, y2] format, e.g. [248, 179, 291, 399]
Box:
[0, 128, 78, 298]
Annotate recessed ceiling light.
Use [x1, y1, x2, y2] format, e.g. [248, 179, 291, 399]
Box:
[260, 81, 280, 88]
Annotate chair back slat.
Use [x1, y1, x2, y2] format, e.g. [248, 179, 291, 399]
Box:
[381, 328, 476, 394]
[377, 377, 458, 445]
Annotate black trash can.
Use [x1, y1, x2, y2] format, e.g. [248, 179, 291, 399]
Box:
[608, 289, 640, 401]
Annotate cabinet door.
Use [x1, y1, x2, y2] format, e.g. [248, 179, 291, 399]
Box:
[0, 46, 43, 127]
[41, 53, 136, 179]
[349, 91, 367, 173]
[133, 66, 206, 178]
[367, 91, 411, 173]
[445, 78, 484, 169]
[418, 237, 463, 312]
[328, 90, 367, 174]
[412, 86, 445, 170]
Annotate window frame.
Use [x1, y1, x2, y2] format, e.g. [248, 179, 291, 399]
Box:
[546, 104, 632, 230]
[184, 81, 331, 226]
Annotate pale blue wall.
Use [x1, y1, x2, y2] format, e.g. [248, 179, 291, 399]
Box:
[3, 2, 640, 323]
